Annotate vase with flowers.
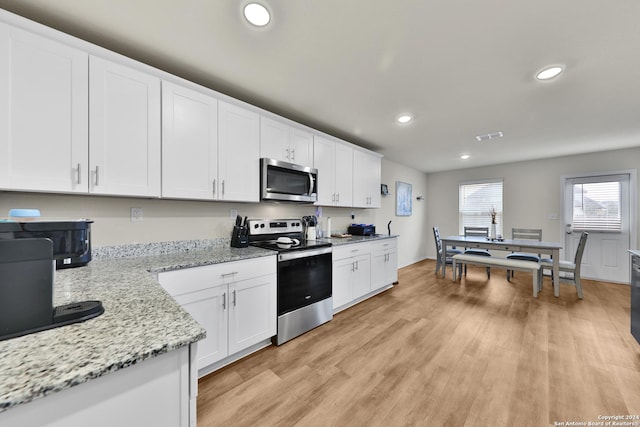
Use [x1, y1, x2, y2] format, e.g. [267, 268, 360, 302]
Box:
[489, 207, 497, 239]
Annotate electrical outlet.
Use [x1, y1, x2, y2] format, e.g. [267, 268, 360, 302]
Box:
[130, 207, 143, 222]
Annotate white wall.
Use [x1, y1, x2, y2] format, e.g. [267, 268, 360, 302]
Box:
[426, 146, 640, 260]
[0, 158, 429, 267]
[373, 158, 429, 268]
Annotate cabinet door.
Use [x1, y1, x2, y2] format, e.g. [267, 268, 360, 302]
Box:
[228, 274, 276, 354]
[386, 250, 398, 285]
[370, 250, 388, 291]
[173, 285, 228, 369]
[218, 101, 260, 202]
[334, 143, 353, 207]
[332, 257, 355, 309]
[0, 24, 88, 193]
[313, 136, 335, 206]
[290, 127, 313, 167]
[260, 116, 290, 163]
[162, 81, 218, 200]
[89, 56, 161, 196]
[352, 254, 371, 299]
[353, 150, 382, 208]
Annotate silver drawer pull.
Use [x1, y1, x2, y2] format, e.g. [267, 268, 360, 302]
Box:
[221, 271, 238, 278]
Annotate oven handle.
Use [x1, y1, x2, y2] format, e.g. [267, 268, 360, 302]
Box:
[278, 246, 332, 262]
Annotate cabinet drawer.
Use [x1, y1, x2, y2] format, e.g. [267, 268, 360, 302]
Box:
[371, 238, 397, 255]
[158, 255, 276, 296]
[332, 242, 371, 261]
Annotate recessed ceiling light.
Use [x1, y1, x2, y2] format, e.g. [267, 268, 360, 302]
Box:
[244, 3, 271, 27]
[536, 66, 563, 80]
[460, 154, 470, 160]
[396, 114, 413, 124]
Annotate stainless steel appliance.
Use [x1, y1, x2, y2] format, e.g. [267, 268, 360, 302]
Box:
[631, 252, 640, 345]
[261, 158, 318, 203]
[0, 219, 93, 269]
[248, 218, 332, 345]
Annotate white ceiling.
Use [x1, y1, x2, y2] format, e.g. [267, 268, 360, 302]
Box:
[1, 0, 639, 173]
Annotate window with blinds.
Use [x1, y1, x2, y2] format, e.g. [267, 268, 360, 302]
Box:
[572, 181, 621, 231]
[459, 180, 503, 235]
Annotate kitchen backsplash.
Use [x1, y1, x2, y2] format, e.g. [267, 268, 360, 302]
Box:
[0, 192, 375, 247]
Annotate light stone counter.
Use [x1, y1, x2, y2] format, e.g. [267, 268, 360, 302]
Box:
[321, 234, 399, 246]
[0, 239, 275, 413]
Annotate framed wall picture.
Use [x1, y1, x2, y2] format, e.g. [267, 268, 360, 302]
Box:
[396, 181, 412, 216]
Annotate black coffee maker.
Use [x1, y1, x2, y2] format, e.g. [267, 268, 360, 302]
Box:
[0, 238, 103, 341]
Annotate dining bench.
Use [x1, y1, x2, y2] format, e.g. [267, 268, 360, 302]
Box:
[452, 254, 541, 297]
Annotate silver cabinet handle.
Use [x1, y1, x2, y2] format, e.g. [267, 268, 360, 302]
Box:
[222, 292, 226, 310]
[336, 193, 340, 203]
[222, 180, 225, 196]
[213, 179, 216, 197]
[221, 271, 238, 278]
[94, 166, 99, 186]
[76, 163, 81, 184]
[233, 290, 237, 307]
[291, 148, 295, 162]
[285, 148, 290, 160]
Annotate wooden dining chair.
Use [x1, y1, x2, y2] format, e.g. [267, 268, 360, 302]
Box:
[433, 226, 462, 276]
[463, 226, 491, 278]
[538, 232, 588, 299]
[506, 228, 542, 281]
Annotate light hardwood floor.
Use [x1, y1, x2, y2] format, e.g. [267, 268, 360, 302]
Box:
[197, 260, 640, 427]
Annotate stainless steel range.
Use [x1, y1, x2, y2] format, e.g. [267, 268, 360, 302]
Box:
[248, 218, 332, 345]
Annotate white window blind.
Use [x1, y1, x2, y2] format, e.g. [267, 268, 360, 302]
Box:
[459, 180, 503, 235]
[572, 181, 621, 231]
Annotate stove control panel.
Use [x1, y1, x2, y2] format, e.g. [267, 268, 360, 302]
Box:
[248, 219, 303, 236]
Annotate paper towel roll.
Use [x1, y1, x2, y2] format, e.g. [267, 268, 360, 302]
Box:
[327, 217, 332, 237]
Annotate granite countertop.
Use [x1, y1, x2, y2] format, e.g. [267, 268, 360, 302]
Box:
[0, 241, 275, 413]
[629, 250, 640, 257]
[321, 234, 399, 246]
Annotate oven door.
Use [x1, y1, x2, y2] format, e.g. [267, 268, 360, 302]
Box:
[261, 158, 317, 203]
[277, 248, 332, 316]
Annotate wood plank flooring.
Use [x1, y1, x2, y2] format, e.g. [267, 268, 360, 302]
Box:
[197, 260, 640, 426]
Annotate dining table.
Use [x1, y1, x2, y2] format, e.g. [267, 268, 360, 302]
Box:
[440, 235, 563, 297]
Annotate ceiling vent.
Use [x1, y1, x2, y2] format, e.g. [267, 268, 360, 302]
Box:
[475, 131, 504, 142]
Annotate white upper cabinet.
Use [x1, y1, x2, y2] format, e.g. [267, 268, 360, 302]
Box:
[334, 143, 353, 207]
[314, 136, 353, 207]
[289, 127, 313, 167]
[0, 24, 89, 193]
[313, 136, 336, 206]
[162, 81, 218, 200]
[260, 116, 313, 167]
[89, 56, 161, 197]
[218, 101, 260, 202]
[353, 149, 381, 208]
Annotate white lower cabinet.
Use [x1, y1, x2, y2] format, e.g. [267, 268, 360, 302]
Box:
[158, 256, 276, 375]
[332, 243, 371, 310]
[371, 239, 398, 290]
[0, 346, 194, 427]
[332, 238, 398, 312]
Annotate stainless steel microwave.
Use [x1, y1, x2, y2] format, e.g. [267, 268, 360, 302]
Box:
[261, 158, 318, 203]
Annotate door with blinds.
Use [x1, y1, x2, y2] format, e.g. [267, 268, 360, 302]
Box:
[563, 173, 631, 283]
